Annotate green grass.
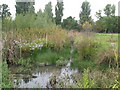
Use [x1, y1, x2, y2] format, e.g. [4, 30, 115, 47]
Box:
[71, 60, 96, 70]
[71, 33, 119, 71]
[2, 61, 13, 88]
[96, 33, 118, 49]
[17, 47, 70, 66]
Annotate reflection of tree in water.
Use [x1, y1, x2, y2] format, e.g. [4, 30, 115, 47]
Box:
[15, 79, 20, 86]
[23, 78, 32, 83]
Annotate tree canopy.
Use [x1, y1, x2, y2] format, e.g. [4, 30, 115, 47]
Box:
[79, 1, 92, 25]
[15, 1, 35, 15]
[55, 0, 64, 25]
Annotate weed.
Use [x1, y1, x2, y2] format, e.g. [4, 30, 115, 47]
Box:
[76, 68, 94, 88]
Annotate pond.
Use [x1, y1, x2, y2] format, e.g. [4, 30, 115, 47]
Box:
[9, 60, 79, 88]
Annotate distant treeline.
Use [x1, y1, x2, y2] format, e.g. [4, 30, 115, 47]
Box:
[0, 0, 119, 33]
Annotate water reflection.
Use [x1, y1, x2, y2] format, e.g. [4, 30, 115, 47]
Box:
[10, 63, 78, 88]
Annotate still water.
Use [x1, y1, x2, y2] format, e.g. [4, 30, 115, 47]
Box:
[9, 61, 78, 88]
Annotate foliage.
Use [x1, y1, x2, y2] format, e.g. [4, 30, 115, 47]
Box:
[74, 35, 100, 60]
[104, 4, 115, 17]
[55, 0, 64, 25]
[40, 47, 70, 65]
[61, 16, 80, 30]
[79, 1, 92, 25]
[71, 60, 95, 70]
[97, 47, 119, 68]
[92, 69, 118, 88]
[0, 4, 11, 19]
[15, 13, 36, 29]
[44, 2, 53, 21]
[15, 1, 35, 15]
[34, 10, 55, 28]
[77, 68, 94, 88]
[2, 18, 13, 31]
[23, 47, 70, 65]
[112, 75, 120, 88]
[95, 16, 119, 33]
[56, 57, 67, 66]
[95, 4, 117, 33]
[17, 58, 32, 66]
[2, 25, 70, 64]
[3, 11, 56, 30]
[95, 10, 102, 20]
[2, 61, 13, 88]
[82, 21, 92, 32]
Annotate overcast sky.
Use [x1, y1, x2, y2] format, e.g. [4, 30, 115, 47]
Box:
[0, 0, 119, 21]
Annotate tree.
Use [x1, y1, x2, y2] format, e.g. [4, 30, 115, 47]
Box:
[44, 2, 53, 21]
[55, 0, 64, 25]
[15, 1, 35, 15]
[0, 4, 11, 19]
[95, 10, 102, 20]
[104, 4, 115, 17]
[95, 16, 119, 33]
[61, 16, 80, 30]
[15, 13, 36, 29]
[111, 5, 115, 16]
[79, 0, 92, 25]
[33, 9, 55, 28]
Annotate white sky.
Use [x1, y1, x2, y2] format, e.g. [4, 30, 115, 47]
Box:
[0, 0, 119, 21]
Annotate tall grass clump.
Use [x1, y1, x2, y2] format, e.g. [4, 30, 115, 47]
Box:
[97, 47, 119, 69]
[72, 32, 100, 70]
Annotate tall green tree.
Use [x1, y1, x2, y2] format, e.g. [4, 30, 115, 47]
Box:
[33, 9, 55, 28]
[111, 5, 115, 16]
[79, 0, 91, 25]
[104, 4, 115, 17]
[0, 4, 11, 19]
[15, 1, 35, 15]
[55, 0, 64, 25]
[44, 2, 53, 21]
